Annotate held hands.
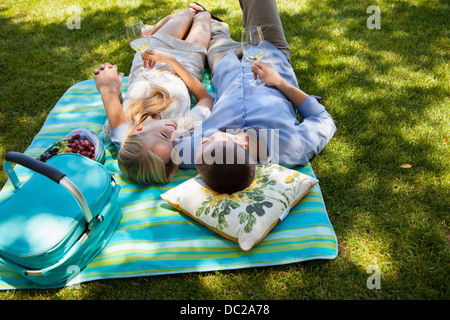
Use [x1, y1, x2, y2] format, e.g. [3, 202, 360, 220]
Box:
[93, 62, 124, 97]
[251, 61, 284, 87]
[141, 49, 174, 69]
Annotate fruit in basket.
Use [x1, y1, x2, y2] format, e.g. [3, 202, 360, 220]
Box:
[37, 134, 96, 162]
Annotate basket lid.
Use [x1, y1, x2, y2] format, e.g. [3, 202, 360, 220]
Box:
[0, 154, 111, 258]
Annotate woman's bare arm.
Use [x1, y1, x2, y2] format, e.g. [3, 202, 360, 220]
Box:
[142, 50, 214, 110]
[93, 62, 128, 129]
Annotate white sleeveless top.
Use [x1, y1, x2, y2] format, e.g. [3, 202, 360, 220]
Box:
[104, 33, 211, 146]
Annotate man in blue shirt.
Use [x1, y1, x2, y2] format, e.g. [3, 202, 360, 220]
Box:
[176, 0, 336, 194]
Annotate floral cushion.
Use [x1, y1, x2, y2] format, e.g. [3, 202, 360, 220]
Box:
[160, 163, 319, 251]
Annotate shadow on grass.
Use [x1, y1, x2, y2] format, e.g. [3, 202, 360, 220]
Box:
[278, 0, 449, 298]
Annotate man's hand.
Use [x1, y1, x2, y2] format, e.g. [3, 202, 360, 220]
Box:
[93, 62, 124, 97]
[252, 61, 310, 107]
[141, 49, 175, 69]
[251, 61, 283, 87]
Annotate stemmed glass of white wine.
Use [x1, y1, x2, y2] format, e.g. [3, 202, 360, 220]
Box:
[242, 26, 266, 86]
[126, 20, 151, 65]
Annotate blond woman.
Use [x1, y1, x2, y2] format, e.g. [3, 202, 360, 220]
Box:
[94, 7, 213, 184]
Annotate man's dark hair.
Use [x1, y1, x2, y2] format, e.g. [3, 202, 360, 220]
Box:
[196, 141, 256, 194]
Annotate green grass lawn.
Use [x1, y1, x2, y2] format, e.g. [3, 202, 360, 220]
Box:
[0, 0, 449, 300]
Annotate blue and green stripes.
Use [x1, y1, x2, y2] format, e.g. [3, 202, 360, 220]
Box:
[0, 76, 337, 290]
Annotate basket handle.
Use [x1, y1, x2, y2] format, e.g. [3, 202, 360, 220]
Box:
[5, 151, 66, 185]
[3, 152, 93, 223]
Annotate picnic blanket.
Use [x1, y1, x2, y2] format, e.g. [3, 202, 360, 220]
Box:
[0, 73, 338, 289]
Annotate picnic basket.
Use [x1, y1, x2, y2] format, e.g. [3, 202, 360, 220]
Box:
[0, 151, 121, 286]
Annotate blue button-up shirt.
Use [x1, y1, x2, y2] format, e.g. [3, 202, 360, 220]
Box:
[176, 41, 336, 169]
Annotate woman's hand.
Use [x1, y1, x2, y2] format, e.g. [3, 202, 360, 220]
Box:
[250, 61, 283, 87]
[141, 49, 175, 69]
[93, 62, 124, 97]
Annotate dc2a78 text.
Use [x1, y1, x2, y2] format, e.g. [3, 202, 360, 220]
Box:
[224, 304, 269, 315]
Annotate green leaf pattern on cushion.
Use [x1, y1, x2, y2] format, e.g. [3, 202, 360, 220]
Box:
[195, 164, 306, 234]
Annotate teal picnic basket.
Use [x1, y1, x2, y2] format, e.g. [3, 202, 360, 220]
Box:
[0, 152, 121, 286]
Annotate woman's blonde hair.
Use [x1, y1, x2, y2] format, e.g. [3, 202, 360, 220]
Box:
[118, 85, 179, 184]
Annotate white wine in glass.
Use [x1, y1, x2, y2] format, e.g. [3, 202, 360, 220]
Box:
[130, 37, 150, 51]
[126, 20, 150, 52]
[242, 26, 266, 86]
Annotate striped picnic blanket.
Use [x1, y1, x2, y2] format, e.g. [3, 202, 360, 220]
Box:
[0, 73, 338, 289]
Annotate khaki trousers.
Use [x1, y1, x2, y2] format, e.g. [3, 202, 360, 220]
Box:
[207, 0, 290, 74]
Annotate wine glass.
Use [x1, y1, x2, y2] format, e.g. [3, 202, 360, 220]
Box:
[126, 20, 151, 53]
[241, 26, 266, 86]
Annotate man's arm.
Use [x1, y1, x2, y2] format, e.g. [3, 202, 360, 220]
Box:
[252, 61, 336, 163]
[251, 61, 308, 107]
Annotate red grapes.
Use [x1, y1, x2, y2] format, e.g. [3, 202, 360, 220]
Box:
[37, 134, 96, 162]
